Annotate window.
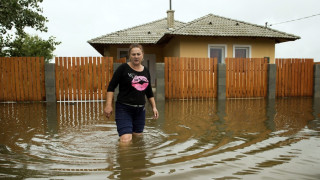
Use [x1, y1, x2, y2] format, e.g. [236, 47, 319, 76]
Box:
[117, 48, 129, 60]
[233, 45, 251, 58]
[208, 45, 227, 63]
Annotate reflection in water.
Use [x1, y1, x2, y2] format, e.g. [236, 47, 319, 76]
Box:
[108, 136, 154, 179]
[0, 98, 319, 179]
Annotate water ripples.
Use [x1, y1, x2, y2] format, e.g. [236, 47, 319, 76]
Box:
[0, 98, 320, 179]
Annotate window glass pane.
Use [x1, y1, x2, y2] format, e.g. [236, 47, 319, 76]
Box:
[235, 48, 247, 58]
[210, 48, 223, 63]
[120, 51, 128, 59]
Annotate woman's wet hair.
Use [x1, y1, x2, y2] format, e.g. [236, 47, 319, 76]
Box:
[128, 43, 144, 54]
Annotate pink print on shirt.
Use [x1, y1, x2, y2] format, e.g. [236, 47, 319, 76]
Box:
[131, 76, 149, 91]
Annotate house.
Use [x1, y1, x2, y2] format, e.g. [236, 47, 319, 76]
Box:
[88, 10, 300, 85]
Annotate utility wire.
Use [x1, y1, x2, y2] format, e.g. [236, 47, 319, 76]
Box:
[268, 13, 320, 27]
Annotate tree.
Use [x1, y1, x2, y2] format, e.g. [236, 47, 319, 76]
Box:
[9, 34, 60, 62]
[0, 0, 60, 61]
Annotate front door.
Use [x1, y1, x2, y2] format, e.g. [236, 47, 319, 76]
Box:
[142, 54, 156, 87]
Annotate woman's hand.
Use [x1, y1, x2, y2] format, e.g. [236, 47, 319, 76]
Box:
[148, 97, 159, 119]
[104, 92, 114, 119]
[104, 105, 113, 119]
[152, 107, 159, 119]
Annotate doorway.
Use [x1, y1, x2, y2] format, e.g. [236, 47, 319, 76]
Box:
[142, 54, 156, 86]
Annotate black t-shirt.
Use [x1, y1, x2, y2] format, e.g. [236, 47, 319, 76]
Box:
[107, 63, 154, 105]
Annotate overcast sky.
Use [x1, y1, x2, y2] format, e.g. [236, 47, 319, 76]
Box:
[31, 0, 320, 61]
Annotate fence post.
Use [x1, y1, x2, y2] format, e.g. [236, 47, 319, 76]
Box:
[314, 64, 320, 98]
[268, 64, 276, 99]
[217, 64, 226, 99]
[45, 63, 56, 102]
[156, 63, 165, 101]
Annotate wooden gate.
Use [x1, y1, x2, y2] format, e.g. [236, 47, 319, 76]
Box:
[55, 57, 113, 101]
[225, 58, 268, 98]
[165, 57, 218, 99]
[0, 57, 45, 101]
[276, 58, 314, 97]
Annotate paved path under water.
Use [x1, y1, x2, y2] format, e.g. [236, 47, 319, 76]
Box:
[0, 98, 320, 179]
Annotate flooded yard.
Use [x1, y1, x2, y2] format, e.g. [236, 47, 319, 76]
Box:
[0, 98, 320, 179]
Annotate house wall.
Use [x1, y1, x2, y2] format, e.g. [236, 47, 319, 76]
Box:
[177, 36, 276, 63]
[103, 36, 276, 63]
[104, 45, 164, 62]
[163, 37, 181, 57]
[144, 46, 163, 63]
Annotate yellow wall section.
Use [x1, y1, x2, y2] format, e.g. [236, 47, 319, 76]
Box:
[178, 36, 276, 63]
[104, 36, 276, 63]
[163, 37, 181, 57]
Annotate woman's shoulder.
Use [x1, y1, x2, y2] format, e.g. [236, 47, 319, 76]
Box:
[119, 62, 129, 68]
[116, 63, 129, 70]
[142, 65, 149, 72]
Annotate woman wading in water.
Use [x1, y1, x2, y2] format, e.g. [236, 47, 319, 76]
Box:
[104, 43, 159, 142]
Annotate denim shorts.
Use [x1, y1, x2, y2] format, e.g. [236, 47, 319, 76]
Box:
[115, 102, 146, 136]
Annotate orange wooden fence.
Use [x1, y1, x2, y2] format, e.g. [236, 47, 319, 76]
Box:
[225, 58, 269, 98]
[0, 57, 45, 101]
[165, 57, 218, 99]
[55, 57, 113, 101]
[276, 58, 314, 97]
[115, 57, 127, 63]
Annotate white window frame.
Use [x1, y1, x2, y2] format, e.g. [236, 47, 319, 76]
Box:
[208, 44, 227, 64]
[117, 48, 129, 60]
[233, 45, 251, 58]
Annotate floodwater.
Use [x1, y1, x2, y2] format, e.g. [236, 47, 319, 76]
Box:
[0, 98, 320, 180]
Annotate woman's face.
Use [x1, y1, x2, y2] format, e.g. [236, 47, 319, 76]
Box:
[129, 47, 144, 66]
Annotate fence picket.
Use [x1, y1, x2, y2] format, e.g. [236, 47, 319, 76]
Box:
[204, 57, 209, 98]
[5, 58, 12, 100]
[35, 57, 41, 101]
[166, 57, 173, 99]
[308, 59, 314, 96]
[93, 57, 97, 100]
[76, 57, 81, 100]
[97, 57, 101, 100]
[55, 57, 60, 100]
[20, 58, 26, 101]
[71, 57, 76, 100]
[101, 57, 106, 100]
[187, 58, 192, 98]
[30, 57, 36, 100]
[179, 57, 183, 99]
[14, 58, 20, 101]
[81, 57, 85, 100]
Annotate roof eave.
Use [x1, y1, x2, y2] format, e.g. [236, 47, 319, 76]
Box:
[88, 42, 105, 56]
[274, 36, 301, 44]
[159, 33, 301, 43]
